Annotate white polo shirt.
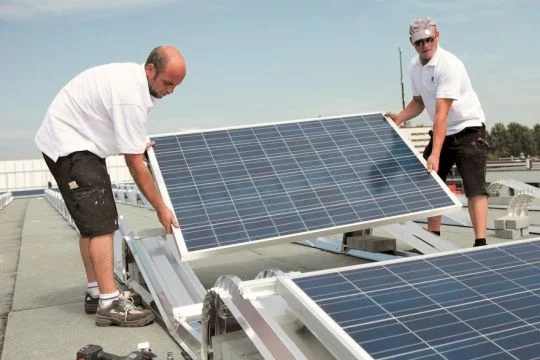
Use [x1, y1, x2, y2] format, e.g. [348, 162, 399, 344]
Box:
[35, 63, 156, 162]
[410, 47, 485, 135]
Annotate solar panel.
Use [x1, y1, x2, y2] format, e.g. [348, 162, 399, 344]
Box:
[149, 113, 460, 260]
[278, 239, 540, 360]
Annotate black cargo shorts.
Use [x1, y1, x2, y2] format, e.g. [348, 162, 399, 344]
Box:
[43, 151, 119, 238]
[423, 125, 488, 198]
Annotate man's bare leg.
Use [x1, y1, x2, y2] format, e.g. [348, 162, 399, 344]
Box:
[79, 237, 96, 283]
[90, 232, 155, 326]
[88, 232, 117, 294]
[468, 195, 488, 239]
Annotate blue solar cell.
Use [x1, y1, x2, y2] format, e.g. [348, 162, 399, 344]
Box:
[285, 240, 540, 359]
[492, 328, 540, 353]
[390, 350, 446, 360]
[414, 322, 475, 348]
[510, 343, 540, 359]
[151, 113, 459, 256]
[347, 320, 428, 358]
[437, 338, 509, 359]
[417, 281, 483, 307]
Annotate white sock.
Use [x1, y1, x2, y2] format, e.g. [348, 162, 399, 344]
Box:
[99, 290, 119, 308]
[87, 282, 99, 297]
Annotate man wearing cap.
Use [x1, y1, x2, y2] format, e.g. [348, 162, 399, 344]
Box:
[385, 16, 488, 247]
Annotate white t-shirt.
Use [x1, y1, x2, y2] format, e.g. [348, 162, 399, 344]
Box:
[35, 63, 156, 162]
[410, 47, 485, 135]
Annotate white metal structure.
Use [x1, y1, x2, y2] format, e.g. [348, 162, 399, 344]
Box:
[44, 189, 77, 230]
[489, 179, 539, 217]
[0, 192, 13, 210]
[382, 221, 458, 254]
[113, 183, 152, 208]
[489, 178, 540, 200]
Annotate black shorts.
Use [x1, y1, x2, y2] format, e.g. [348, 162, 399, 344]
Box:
[43, 151, 119, 238]
[423, 125, 488, 198]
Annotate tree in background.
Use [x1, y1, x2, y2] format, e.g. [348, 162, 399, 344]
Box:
[487, 123, 510, 159]
[534, 124, 540, 156]
[506, 122, 535, 157]
[487, 122, 538, 159]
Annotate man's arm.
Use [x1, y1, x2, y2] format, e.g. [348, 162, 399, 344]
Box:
[124, 152, 179, 234]
[385, 96, 425, 126]
[427, 98, 453, 173]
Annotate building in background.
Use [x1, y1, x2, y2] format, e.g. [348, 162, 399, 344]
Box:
[399, 125, 431, 155]
[2, 125, 538, 196]
[0, 156, 132, 195]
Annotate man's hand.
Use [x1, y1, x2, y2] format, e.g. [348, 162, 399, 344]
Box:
[384, 112, 400, 125]
[125, 151, 180, 235]
[145, 141, 155, 151]
[426, 154, 440, 173]
[156, 205, 180, 234]
[385, 98, 425, 127]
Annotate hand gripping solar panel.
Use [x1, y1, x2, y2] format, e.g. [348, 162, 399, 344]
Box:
[277, 239, 540, 360]
[148, 113, 460, 260]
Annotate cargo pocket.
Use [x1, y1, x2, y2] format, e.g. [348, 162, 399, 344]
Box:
[71, 186, 115, 234]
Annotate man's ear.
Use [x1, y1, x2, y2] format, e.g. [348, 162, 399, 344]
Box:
[145, 63, 155, 76]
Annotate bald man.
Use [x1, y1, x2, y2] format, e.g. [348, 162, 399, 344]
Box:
[35, 45, 186, 327]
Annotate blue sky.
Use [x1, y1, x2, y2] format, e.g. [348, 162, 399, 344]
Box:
[1, 0, 538, 160]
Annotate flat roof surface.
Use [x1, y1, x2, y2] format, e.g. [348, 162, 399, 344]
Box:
[1, 197, 539, 359]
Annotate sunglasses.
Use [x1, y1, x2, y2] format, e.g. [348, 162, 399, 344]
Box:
[414, 37, 435, 47]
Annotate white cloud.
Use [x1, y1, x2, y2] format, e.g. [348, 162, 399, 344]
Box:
[0, 0, 175, 19]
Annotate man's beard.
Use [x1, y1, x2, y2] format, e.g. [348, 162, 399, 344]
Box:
[149, 86, 162, 98]
[149, 72, 163, 98]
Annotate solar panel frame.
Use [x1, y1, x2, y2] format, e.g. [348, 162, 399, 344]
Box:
[147, 112, 461, 260]
[277, 238, 540, 360]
